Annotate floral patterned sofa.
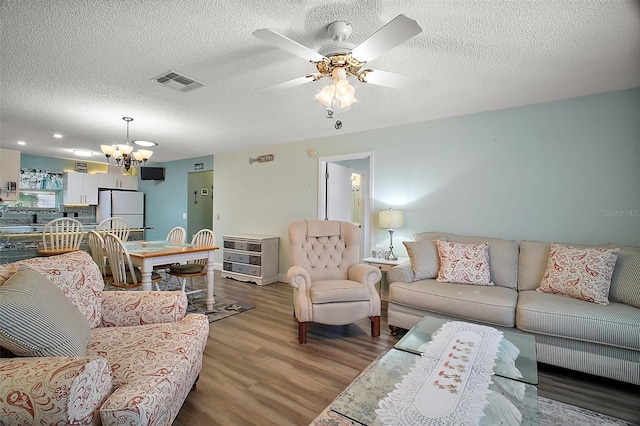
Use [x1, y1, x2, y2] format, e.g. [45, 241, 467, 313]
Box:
[0, 251, 209, 425]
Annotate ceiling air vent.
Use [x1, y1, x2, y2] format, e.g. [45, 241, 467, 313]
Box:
[151, 70, 205, 92]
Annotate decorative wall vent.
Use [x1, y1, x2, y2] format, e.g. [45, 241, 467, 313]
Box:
[151, 70, 205, 92]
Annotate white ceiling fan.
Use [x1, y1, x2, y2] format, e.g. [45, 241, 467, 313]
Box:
[253, 15, 426, 116]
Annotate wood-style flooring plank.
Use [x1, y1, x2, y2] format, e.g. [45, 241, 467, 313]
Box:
[173, 273, 640, 425]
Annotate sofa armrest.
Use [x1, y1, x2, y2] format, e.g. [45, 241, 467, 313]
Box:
[387, 262, 414, 283]
[100, 291, 188, 327]
[0, 356, 111, 425]
[349, 263, 383, 288]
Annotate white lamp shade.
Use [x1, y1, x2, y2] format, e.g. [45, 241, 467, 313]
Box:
[335, 80, 355, 102]
[100, 145, 116, 156]
[117, 144, 133, 155]
[137, 149, 153, 160]
[315, 84, 335, 107]
[379, 209, 404, 229]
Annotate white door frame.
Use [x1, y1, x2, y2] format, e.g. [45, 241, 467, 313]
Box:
[318, 151, 374, 259]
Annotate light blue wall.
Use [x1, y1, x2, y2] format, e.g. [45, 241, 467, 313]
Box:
[211, 89, 639, 273]
[17, 89, 640, 277]
[139, 156, 213, 240]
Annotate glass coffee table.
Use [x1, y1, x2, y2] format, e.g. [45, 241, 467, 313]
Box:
[329, 315, 539, 425]
[395, 315, 538, 385]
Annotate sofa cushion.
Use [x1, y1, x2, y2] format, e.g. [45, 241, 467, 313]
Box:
[0, 267, 90, 357]
[537, 243, 619, 305]
[516, 290, 639, 350]
[608, 245, 640, 309]
[403, 237, 444, 280]
[436, 240, 493, 285]
[0, 251, 104, 328]
[414, 232, 519, 289]
[311, 279, 371, 303]
[389, 279, 517, 327]
[88, 314, 209, 424]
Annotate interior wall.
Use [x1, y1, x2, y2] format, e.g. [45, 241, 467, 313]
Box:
[139, 156, 213, 240]
[212, 89, 639, 274]
[187, 170, 214, 241]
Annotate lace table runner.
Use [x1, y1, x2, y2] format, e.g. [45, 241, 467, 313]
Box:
[376, 321, 504, 425]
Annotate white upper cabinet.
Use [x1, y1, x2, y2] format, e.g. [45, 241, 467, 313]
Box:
[63, 172, 99, 204]
[0, 148, 20, 201]
[97, 173, 138, 190]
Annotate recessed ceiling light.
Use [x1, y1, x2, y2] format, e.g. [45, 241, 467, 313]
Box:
[133, 140, 157, 147]
[73, 149, 93, 157]
[53, 133, 63, 138]
[17, 141, 26, 145]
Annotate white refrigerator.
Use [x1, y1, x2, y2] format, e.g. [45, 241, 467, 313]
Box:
[96, 190, 145, 229]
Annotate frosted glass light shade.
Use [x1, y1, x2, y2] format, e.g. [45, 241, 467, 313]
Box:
[379, 209, 404, 229]
[137, 150, 153, 160]
[315, 84, 335, 107]
[100, 145, 116, 156]
[117, 144, 133, 155]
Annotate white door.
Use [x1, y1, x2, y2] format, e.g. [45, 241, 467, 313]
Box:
[325, 162, 353, 222]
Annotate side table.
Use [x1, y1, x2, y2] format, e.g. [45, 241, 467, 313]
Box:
[362, 256, 409, 301]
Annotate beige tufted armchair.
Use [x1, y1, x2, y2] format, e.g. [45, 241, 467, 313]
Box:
[287, 220, 382, 344]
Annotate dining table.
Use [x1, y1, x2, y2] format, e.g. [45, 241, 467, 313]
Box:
[123, 240, 219, 309]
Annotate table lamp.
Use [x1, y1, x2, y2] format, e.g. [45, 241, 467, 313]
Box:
[379, 209, 404, 260]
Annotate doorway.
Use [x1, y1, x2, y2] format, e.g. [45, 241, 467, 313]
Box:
[318, 152, 373, 259]
[187, 171, 213, 241]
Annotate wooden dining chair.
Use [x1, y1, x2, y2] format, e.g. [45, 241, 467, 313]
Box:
[103, 233, 163, 291]
[87, 230, 112, 287]
[156, 226, 187, 288]
[167, 229, 215, 296]
[166, 226, 186, 244]
[97, 217, 131, 242]
[39, 218, 84, 255]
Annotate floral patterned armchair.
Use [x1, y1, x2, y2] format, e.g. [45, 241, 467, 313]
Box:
[0, 251, 209, 426]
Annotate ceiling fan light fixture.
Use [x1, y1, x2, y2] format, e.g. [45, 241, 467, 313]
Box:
[340, 96, 357, 109]
[334, 81, 355, 102]
[315, 84, 335, 108]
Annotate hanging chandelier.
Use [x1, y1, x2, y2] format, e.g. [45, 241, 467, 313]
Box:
[100, 117, 154, 171]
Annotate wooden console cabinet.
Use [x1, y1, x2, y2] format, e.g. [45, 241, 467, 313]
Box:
[221, 234, 279, 285]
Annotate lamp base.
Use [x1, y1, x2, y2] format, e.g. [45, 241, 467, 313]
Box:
[385, 229, 397, 260]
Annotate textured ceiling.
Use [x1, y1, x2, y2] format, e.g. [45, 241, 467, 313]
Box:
[1, 0, 639, 164]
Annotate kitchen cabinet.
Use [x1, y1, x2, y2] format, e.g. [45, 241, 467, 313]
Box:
[97, 173, 138, 190]
[0, 148, 20, 201]
[63, 172, 98, 205]
[221, 234, 279, 285]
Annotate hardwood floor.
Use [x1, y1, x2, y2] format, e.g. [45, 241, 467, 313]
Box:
[173, 272, 640, 425]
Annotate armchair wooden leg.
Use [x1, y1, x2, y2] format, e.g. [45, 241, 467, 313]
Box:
[298, 321, 310, 344]
[389, 325, 399, 336]
[370, 316, 380, 337]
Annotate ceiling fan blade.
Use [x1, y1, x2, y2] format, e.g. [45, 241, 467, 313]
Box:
[253, 29, 326, 62]
[256, 75, 317, 92]
[351, 14, 422, 63]
[358, 69, 429, 91]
